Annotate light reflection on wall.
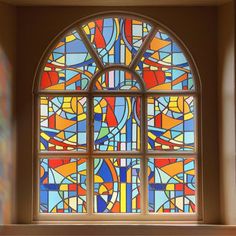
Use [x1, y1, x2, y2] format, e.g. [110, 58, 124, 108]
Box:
[0, 46, 12, 224]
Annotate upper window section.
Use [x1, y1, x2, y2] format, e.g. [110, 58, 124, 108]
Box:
[135, 30, 194, 91]
[40, 30, 98, 91]
[39, 17, 195, 93]
[82, 17, 152, 65]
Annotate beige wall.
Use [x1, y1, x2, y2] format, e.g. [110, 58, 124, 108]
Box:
[218, 1, 236, 225]
[15, 6, 220, 224]
[0, 2, 16, 224]
[0, 0, 234, 228]
[0, 3, 16, 63]
[0, 1, 235, 234]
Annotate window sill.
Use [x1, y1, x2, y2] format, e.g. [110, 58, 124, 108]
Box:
[1, 224, 236, 235]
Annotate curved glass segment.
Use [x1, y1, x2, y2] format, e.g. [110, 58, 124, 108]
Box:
[82, 17, 152, 65]
[94, 70, 141, 90]
[136, 30, 194, 91]
[40, 30, 98, 91]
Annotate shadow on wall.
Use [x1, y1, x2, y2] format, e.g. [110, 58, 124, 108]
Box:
[0, 46, 12, 224]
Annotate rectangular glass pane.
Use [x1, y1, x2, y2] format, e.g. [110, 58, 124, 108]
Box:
[40, 96, 87, 151]
[40, 158, 87, 213]
[94, 158, 140, 213]
[148, 157, 196, 213]
[94, 97, 141, 151]
[147, 96, 195, 151]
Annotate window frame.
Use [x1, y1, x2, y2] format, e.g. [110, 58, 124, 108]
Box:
[33, 11, 202, 223]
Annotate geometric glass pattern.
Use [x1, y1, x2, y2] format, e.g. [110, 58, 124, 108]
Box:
[94, 70, 140, 90]
[94, 158, 140, 213]
[40, 158, 87, 213]
[37, 15, 198, 217]
[94, 97, 141, 151]
[40, 97, 87, 151]
[40, 30, 98, 91]
[136, 30, 194, 91]
[82, 18, 152, 65]
[148, 158, 196, 213]
[147, 96, 195, 151]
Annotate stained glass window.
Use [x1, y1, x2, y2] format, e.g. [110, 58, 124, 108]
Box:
[36, 15, 198, 220]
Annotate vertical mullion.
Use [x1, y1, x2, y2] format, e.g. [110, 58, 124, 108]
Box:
[87, 92, 93, 215]
[76, 157, 78, 213]
[35, 95, 40, 218]
[183, 95, 185, 151]
[143, 93, 148, 214]
[195, 95, 201, 218]
[140, 93, 145, 214]
[171, 36, 173, 91]
[76, 97, 78, 213]
[183, 158, 185, 213]
[140, 93, 148, 214]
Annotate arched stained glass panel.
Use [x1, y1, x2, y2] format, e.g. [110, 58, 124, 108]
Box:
[36, 14, 199, 220]
[136, 30, 194, 91]
[40, 30, 98, 91]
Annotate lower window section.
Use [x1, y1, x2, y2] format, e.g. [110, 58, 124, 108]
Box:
[39, 158, 87, 213]
[94, 158, 141, 213]
[148, 158, 196, 213]
[38, 157, 196, 215]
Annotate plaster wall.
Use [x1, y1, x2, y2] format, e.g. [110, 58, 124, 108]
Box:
[218, 1, 236, 225]
[0, 2, 16, 224]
